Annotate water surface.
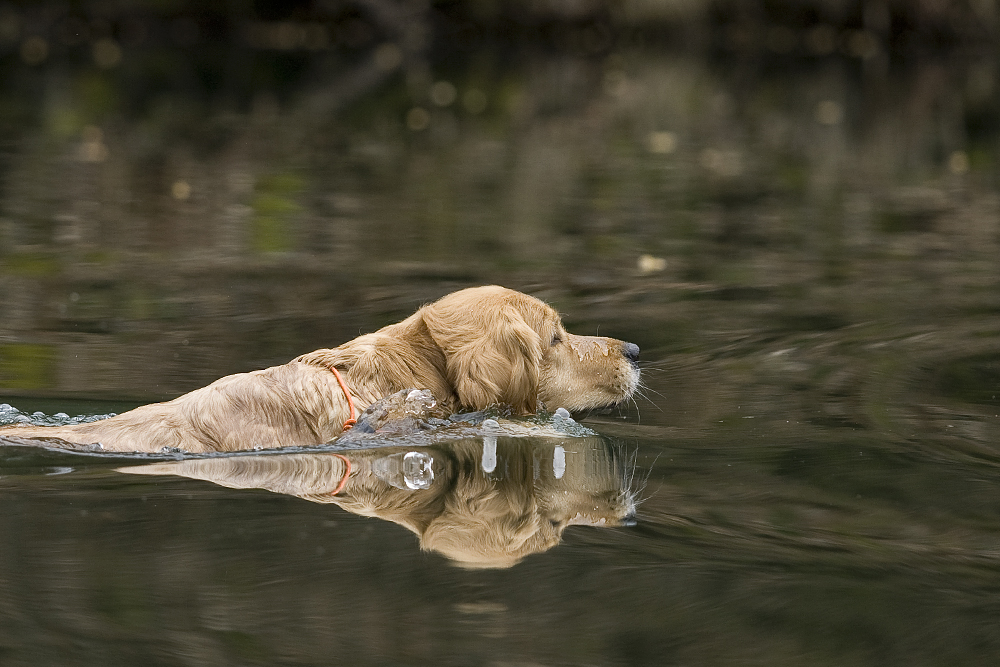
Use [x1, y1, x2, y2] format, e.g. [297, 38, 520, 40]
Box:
[2, 340, 1000, 667]
[1, 2, 1000, 664]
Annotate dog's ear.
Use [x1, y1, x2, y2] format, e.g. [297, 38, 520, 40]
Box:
[421, 302, 542, 414]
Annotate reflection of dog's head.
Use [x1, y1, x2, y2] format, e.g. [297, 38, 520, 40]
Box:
[120, 436, 638, 569]
[302, 285, 641, 416]
[417, 438, 637, 569]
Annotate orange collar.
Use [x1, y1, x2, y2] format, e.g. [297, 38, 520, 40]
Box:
[328, 365, 357, 431]
[330, 453, 352, 495]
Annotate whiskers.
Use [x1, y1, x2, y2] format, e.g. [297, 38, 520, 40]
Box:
[619, 363, 667, 423]
[636, 358, 675, 371]
[613, 444, 658, 519]
[635, 376, 665, 411]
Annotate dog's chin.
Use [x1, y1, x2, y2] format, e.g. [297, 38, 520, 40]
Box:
[572, 405, 618, 421]
[565, 401, 629, 421]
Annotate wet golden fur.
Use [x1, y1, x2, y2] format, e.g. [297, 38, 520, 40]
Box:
[0, 286, 640, 453]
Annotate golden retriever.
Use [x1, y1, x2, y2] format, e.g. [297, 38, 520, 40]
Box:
[120, 436, 638, 568]
[0, 285, 640, 453]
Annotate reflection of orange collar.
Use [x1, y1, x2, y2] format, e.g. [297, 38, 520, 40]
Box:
[330, 454, 352, 495]
[328, 366, 357, 431]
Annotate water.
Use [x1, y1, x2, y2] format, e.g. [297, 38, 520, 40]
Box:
[2, 356, 999, 665]
[2, 1, 1000, 664]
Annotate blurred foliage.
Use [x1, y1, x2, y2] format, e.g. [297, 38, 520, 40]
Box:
[0, 0, 997, 400]
[0, 343, 57, 389]
[251, 172, 305, 253]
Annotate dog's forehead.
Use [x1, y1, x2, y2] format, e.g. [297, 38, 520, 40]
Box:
[510, 294, 560, 329]
[428, 286, 561, 334]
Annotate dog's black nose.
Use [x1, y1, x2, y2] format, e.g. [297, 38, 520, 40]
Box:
[620, 513, 638, 527]
[623, 342, 640, 362]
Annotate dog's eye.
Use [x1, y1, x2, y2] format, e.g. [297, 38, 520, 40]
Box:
[551, 333, 562, 346]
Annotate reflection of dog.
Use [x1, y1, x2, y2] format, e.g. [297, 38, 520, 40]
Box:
[0, 286, 640, 453]
[121, 437, 638, 568]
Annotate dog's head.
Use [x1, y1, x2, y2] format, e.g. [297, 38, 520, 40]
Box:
[417, 286, 640, 416]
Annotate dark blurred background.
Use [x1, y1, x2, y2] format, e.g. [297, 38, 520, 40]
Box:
[0, 0, 998, 408]
[4, 5, 1000, 666]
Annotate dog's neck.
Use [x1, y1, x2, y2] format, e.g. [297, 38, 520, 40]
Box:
[293, 312, 457, 411]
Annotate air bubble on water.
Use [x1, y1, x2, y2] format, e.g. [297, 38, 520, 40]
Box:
[402, 451, 433, 489]
[481, 436, 498, 473]
[553, 445, 566, 479]
[373, 451, 434, 490]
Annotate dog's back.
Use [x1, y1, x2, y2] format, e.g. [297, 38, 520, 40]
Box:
[0, 362, 351, 453]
